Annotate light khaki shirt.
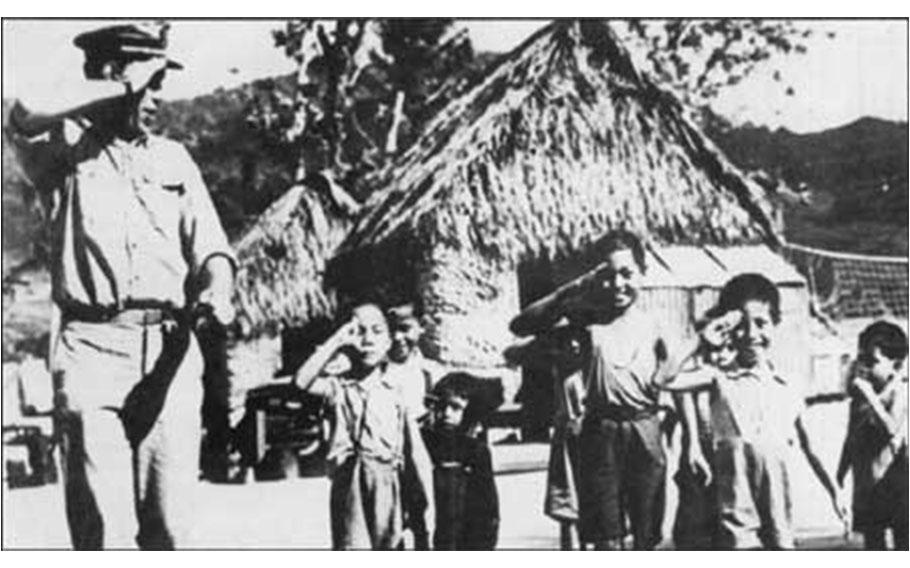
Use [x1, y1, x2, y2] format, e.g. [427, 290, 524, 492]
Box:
[9, 117, 234, 310]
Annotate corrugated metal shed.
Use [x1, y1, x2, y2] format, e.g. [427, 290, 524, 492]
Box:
[643, 245, 806, 289]
[634, 245, 816, 393]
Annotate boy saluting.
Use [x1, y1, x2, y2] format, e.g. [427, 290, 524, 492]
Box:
[661, 273, 847, 549]
[294, 303, 434, 550]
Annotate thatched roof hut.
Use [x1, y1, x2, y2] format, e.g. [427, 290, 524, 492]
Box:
[233, 174, 360, 338]
[344, 20, 780, 263]
[333, 20, 785, 368]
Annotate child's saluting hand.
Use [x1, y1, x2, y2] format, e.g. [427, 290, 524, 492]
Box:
[330, 318, 361, 349]
[701, 310, 743, 348]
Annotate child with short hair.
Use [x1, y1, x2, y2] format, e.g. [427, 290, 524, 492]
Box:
[505, 326, 587, 549]
[662, 273, 847, 549]
[511, 230, 682, 550]
[837, 320, 908, 550]
[294, 302, 434, 550]
[386, 303, 439, 420]
[541, 327, 587, 550]
[385, 303, 438, 550]
[421, 372, 500, 550]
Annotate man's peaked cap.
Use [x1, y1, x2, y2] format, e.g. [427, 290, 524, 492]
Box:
[73, 21, 183, 69]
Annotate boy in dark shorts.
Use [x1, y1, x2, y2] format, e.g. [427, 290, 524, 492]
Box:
[511, 231, 683, 550]
[837, 320, 908, 550]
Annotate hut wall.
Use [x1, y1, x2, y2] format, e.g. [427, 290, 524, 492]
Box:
[417, 244, 520, 368]
[637, 287, 697, 344]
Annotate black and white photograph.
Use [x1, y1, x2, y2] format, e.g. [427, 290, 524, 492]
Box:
[1, 12, 908, 551]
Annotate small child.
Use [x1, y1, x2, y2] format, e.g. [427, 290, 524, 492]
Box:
[661, 273, 847, 549]
[386, 303, 439, 550]
[671, 307, 738, 550]
[836, 321, 908, 550]
[505, 326, 587, 550]
[294, 302, 434, 550]
[421, 372, 500, 550]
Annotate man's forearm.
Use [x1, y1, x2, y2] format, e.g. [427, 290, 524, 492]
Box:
[196, 255, 236, 326]
[10, 83, 127, 137]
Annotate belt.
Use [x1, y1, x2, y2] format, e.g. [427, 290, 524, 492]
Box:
[60, 302, 179, 325]
[586, 405, 658, 423]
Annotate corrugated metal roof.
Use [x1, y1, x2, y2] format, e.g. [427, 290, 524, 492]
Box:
[642, 245, 806, 289]
[705, 245, 806, 285]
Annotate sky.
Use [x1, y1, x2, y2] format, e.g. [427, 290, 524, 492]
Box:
[2, 19, 907, 133]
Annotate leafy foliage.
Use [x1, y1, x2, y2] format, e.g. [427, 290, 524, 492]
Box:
[616, 19, 817, 105]
[155, 81, 297, 238]
[246, 19, 479, 200]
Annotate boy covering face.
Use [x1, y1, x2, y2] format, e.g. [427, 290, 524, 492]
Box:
[837, 321, 908, 550]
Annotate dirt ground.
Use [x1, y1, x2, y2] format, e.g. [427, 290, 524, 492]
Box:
[2, 401, 865, 550]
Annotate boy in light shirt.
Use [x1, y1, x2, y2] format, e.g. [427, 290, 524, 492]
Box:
[662, 273, 847, 549]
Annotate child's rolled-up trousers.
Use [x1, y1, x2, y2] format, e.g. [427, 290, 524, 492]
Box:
[714, 438, 794, 550]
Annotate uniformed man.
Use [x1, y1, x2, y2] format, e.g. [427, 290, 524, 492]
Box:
[6, 21, 236, 549]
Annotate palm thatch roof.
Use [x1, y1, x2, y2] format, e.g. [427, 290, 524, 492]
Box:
[343, 20, 781, 267]
[232, 174, 360, 337]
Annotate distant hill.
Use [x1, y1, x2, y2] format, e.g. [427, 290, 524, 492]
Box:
[706, 116, 908, 255]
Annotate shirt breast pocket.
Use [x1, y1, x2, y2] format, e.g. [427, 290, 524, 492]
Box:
[162, 182, 187, 196]
[138, 183, 186, 240]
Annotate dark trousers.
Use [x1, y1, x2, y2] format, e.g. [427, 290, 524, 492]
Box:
[577, 412, 666, 549]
